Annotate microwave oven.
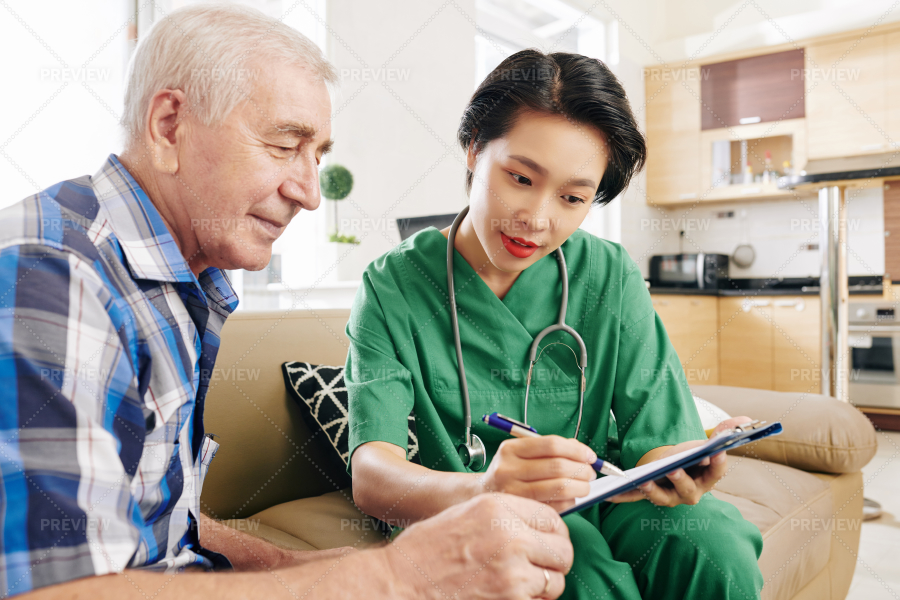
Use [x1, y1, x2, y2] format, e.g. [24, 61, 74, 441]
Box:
[649, 253, 730, 289]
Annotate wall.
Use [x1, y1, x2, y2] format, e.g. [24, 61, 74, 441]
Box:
[323, 0, 476, 281]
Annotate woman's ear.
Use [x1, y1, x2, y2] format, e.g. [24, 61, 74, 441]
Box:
[466, 138, 479, 173]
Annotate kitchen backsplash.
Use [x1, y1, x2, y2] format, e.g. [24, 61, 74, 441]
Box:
[622, 186, 885, 279]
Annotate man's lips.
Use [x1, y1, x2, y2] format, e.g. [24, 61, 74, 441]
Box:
[251, 215, 288, 237]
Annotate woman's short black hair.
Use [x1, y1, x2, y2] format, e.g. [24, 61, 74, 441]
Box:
[457, 49, 646, 206]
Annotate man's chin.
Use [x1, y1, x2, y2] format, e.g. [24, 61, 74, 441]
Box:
[219, 244, 273, 272]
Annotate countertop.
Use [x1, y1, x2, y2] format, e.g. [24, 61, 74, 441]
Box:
[647, 276, 885, 297]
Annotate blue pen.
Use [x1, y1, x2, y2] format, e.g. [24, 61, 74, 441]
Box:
[482, 412, 626, 477]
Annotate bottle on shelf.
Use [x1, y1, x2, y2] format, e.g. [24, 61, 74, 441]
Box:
[782, 160, 793, 177]
[762, 150, 773, 184]
[743, 160, 753, 185]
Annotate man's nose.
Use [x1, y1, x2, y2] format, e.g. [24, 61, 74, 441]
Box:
[279, 154, 321, 211]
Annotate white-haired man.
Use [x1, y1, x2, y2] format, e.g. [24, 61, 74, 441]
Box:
[0, 5, 573, 599]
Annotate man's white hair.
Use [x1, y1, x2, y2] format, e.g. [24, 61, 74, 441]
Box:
[121, 3, 337, 148]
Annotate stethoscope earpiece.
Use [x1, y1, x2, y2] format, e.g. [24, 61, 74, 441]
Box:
[457, 433, 486, 472]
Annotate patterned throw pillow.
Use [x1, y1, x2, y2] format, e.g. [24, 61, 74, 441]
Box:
[281, 362, 420, 486]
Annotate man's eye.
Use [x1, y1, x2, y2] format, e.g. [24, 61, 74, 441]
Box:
[511, 173, 531, 185]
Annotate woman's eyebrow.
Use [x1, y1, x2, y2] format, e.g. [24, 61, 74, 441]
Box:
[509, 154, 596, 188]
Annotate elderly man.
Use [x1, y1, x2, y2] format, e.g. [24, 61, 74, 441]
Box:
[0, 5, 572, 599]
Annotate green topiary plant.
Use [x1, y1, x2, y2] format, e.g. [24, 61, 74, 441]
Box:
[319, 164, 359, 244]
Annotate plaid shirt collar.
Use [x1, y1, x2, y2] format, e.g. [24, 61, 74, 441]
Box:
[91, 154, 238, 310]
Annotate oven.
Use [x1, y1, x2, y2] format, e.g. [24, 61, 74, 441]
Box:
[848, 302, 900, 409]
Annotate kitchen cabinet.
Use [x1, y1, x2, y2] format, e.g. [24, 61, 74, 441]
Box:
[652, 294, 822, 392]
[650, 295, 719, 385]
[805, 33, 888, 159]
[644, 67, 702, 205]
[888, 32, 900, 150]
[885, 180, 900, 282]
[718, 297, 774, 390]
[718, 295, 822, 392]
[772, 297, 821, 392]
[700, 49, 806, 130]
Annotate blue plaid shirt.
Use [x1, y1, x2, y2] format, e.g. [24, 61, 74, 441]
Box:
[0, 155, 239, 596]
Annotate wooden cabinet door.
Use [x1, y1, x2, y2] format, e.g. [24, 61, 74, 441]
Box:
[805, 34, 888, 159]
[772, 297, 822, 392]
[651, 295, 719, 385]
[645, 67, 702, 204]
[887, 32, 900, 152]
[700, 49, 806, 130]
[717, 296, 774, 390]
[685, 297, 719, 385]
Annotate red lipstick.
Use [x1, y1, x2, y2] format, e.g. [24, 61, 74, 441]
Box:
[500, 232, 538, 258]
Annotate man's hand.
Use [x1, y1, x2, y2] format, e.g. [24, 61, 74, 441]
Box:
[608, 416, 752, 507]
[383, 493, 573, 599]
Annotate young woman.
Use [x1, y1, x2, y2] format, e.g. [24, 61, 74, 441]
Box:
[345, 50, 763, 599]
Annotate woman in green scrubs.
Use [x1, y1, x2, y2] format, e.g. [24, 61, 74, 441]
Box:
[346, 49, 764, 599]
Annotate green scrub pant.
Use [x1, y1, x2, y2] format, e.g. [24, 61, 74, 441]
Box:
[560, 494, 764, 599]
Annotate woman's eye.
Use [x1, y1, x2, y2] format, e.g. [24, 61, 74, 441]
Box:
[564, 195, 586, 205]
[511, 172, 531, 185]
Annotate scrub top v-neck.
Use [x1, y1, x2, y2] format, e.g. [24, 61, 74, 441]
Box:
[345, 227, 705, 476]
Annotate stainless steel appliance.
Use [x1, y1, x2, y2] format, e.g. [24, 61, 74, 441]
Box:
[648, 253, 729, 289]
[848, 301, 900, 409]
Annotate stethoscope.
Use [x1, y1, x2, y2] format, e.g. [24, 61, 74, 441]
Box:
[447, 206, 588, 472]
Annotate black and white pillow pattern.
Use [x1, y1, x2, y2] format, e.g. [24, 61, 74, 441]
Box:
[281, 362, 420, 477]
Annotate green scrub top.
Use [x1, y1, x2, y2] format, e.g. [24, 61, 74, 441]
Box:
[345, 227, 706, 476]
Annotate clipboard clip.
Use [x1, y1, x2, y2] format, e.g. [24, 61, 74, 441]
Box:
[713, 419, 767, 438]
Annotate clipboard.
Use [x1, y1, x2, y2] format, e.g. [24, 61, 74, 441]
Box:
[560, 421, 783, 516]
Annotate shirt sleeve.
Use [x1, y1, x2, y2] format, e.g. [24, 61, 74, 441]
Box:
[0, 245, 142, 597]
[610, 251, 706, 470]
[345, 269, 415, 476]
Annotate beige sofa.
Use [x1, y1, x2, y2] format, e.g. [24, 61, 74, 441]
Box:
[202, 309, 878, 599]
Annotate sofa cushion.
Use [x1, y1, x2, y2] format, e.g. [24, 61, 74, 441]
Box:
[282, 362, 421, 485]
[713, 455, 833, 600]
[693, 385, 878, 473]
[246, 489, 387, 551]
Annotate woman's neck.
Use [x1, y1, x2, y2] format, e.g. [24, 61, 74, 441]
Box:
[441, 214, 521, 300]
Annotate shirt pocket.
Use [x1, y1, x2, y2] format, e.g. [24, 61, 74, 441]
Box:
[198, 434, 220, 490]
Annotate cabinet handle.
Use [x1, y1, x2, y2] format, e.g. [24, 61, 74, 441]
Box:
[741, 299, 771, 312]
[653, 299, 670, 306]
[690, 299, 702, 306]
[739, 116, 761, 124]
[678, 192, 697, 200]
[774, 299, 805, 310]
[860, 143, 884, 151]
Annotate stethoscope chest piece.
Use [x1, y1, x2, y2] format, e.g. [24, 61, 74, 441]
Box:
[457, 433, 486, 472]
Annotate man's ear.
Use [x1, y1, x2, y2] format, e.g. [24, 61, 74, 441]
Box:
[144, 89, 190, 175]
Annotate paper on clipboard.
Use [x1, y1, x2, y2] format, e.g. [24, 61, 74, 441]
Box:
[560, 421, 782, 516]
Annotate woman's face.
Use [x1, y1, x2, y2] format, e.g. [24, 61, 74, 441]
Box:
[466, 111, 609, 273]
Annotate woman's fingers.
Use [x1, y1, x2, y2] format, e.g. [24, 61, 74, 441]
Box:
[516, 457, 597, 483]
[507, 435, 597, 464]
[511, 477, 593, 504]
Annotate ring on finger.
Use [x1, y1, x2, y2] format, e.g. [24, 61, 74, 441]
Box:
[540, 568, 550, 596]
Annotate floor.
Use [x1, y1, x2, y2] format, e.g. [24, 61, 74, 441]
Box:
[846, 431, 900, 599]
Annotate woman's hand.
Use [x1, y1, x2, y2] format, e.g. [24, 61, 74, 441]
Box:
[608, 416, 752, 507]
[481, 435, 598, 513]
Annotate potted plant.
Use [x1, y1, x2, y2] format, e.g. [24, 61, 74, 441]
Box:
[319, 164, 360, 245]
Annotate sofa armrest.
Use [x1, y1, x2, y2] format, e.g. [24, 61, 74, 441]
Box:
[691, 385, 878, 474]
